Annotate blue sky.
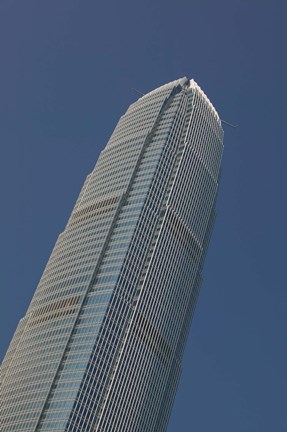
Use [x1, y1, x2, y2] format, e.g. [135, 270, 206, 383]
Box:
[1, 0, 287, 430]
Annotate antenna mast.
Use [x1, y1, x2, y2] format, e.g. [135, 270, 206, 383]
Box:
[132, 88, 145, 96]
[221, 119, 239, 128]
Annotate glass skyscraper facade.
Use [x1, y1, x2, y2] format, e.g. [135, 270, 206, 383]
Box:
[1, 77, 224, 432]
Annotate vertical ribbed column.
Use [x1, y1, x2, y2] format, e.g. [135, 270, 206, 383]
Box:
[94, 82, 223, 432]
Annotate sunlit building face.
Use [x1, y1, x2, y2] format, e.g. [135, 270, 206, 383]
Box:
[1, 77, 224, 432]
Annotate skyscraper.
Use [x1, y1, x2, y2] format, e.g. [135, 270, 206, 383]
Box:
[1, 77, 224, 432]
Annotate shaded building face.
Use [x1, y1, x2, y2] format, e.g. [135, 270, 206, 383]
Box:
[1, 78, 224, 432]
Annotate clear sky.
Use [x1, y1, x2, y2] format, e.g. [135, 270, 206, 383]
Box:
[1, 0, 287, 430]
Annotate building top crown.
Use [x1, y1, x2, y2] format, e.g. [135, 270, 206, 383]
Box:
[188, 79, 220, 123]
